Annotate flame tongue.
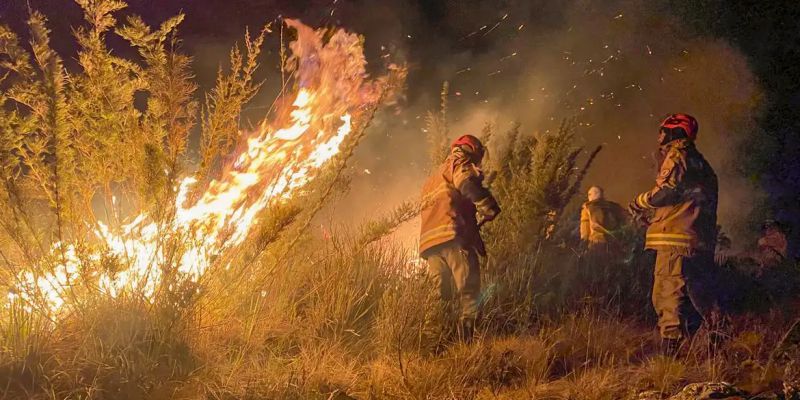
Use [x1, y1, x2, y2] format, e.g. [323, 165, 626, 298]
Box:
[15, 20, 387, 315]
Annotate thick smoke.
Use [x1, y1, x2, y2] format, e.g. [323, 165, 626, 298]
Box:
[334, 0, 764, 249]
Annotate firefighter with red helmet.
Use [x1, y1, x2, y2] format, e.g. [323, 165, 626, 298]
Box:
[419, 134, 500, 342]
[628, 113, 719, 352]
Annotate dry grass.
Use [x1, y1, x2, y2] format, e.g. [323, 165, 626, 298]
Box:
[3, 237, 798, 399]
[634, 355, 690, 395]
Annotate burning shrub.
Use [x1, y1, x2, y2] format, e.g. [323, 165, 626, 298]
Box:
[0, 0, 405, 397]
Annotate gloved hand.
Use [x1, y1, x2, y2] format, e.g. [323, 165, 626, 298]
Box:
[628, 201, 651, 227]
[627, 200, 645, 217]
[476, 213, 491, 227]
[476, 196, 500, 227]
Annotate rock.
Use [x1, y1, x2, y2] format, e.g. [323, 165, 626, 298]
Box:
[636, 389, 667, 400]
[786, 384, 800, 400]
[667, 382, 747, 400]
[768, 319, 800, 400]
[785, 359, 800, 400]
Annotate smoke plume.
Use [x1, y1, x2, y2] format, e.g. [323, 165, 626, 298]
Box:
[334, 0, 763, 248]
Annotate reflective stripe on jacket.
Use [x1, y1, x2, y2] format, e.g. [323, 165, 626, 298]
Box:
[419, 149, 486, 257]
[634, 139, 718, 253]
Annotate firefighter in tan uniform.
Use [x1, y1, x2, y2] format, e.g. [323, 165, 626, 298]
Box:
[419, 135, 500, 342]
[757, 219, 789, 270]
[580, 186, 627, 258]
[628, 113, 719, 352]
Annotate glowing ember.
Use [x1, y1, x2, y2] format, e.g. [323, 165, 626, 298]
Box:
[12, 19, 393, 316]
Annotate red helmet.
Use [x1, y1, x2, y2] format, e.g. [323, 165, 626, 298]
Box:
[451, 134, 485, 160]
[659, 113, 698, 143]
[452, 134, 485, 162]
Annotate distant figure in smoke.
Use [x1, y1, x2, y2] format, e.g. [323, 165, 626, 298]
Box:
[580, 185, 627, 259]
[419, 135, 500, 343]
[757, 219, 789, 270]
[748, 219, 795, 307]
[628, 113, 719, 354]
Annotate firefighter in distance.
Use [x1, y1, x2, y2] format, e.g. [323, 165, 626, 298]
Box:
[580, 185, 627, 259]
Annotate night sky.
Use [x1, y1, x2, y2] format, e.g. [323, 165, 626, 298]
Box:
[673, 0, 800, 254]
[2, 0, 799, 253]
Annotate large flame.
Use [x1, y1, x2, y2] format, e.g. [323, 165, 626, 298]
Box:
[11, 20, 391, 316]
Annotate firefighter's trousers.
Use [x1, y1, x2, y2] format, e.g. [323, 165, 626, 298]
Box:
[652, 250, 716, 340]
[425, 241, 481, 321]
[585, 240, 624, 266]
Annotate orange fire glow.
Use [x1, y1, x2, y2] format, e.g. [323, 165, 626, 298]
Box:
[11, 19, 393, 316]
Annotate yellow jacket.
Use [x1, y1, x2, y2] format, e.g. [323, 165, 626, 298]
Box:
[580, 199, 626, 244]
[633, 139, 718, 253]
[419, 148, 498, 257]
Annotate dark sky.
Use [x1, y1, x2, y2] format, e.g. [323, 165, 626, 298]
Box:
[673, 0, 800, 251]
[2, 0, 799, 250]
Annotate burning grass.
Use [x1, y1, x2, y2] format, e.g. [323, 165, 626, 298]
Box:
[1, 1, 799, 399]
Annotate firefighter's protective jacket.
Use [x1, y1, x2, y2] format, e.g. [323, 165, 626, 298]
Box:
[419, 148, 498, 257]
[580, 199, 626, 244]
[633, 139, 718, 253]
[758, 228, 788, 267]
